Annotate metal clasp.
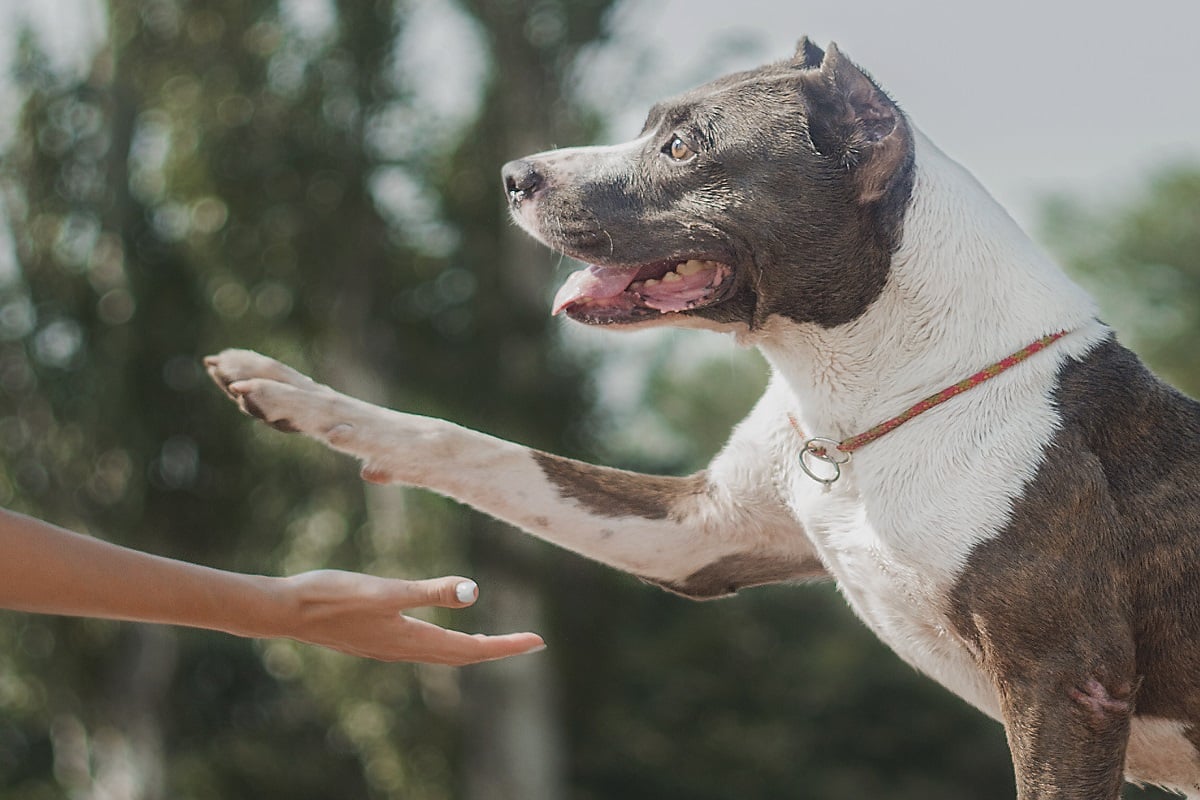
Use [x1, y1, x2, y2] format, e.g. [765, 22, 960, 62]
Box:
[798, 437, 851, 486]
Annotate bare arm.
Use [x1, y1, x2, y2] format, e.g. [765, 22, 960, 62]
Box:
[0, 507, 544, 664]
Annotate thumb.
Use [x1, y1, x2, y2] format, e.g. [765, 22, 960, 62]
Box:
[400, 576, 479, 610]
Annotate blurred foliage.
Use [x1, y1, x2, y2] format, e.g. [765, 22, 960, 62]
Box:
[0, 1, 474, 796]
[0, 0, 606, 796]
[0, 1, 1195, 799]
[1041, 165, 1200, 397]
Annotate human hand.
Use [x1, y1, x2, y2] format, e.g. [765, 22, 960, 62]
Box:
[267, 570, 545, 665]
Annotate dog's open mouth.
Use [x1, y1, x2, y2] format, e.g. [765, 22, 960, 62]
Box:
[552, 258, 734, 324]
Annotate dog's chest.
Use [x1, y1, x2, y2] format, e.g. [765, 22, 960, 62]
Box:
[777, 382, 1073, 717]
[791, 479, 1004, 716]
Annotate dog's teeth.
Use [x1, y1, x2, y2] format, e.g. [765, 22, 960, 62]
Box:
[643, 278, 660, 287]
[630, 281, 644, 291]
[662, 271, 683, 283]
[677, 260, 706, 276]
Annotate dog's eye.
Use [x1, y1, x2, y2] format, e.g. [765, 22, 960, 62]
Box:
[664, 135, 695, 162]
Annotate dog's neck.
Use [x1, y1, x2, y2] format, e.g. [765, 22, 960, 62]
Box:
[753, 128, 1099, 440]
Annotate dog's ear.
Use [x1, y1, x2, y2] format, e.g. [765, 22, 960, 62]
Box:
[801, 43, 911, 204]
[791, 36, 825, 69]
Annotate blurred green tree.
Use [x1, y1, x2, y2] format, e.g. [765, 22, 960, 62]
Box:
[1041, 165, 1200, 397]
[0, 0, 607, 795]
[0, 1, 432, 796]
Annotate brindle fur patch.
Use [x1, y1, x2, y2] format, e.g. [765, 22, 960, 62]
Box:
[532, 451, 708, 521]
[644, 552, 829, 600]
[948, 335, 1200, 792]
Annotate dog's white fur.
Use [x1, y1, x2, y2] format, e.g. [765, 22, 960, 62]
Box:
[207, 120, 1200, 795]
[749, 130, 1108, 714]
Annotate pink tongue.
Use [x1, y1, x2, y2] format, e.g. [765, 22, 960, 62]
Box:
[552, 265, 640, 315]
[641, 269, 720, 312]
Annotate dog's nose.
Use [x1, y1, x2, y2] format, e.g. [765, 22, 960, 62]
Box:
[502, 159, 543, 204]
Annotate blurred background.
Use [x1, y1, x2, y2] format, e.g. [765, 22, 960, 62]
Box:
[0, 1, 1196, 798]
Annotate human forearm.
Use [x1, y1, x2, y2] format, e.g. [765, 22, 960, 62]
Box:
[0, 507, 283, 636]
[0, 507, 545, 663]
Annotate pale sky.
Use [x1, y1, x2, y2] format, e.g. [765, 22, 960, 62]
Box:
[3, 0, 1197, 230]
[577, 0, 1200, 230]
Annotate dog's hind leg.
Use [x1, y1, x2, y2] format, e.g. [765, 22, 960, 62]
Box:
[206, 350, 826, 598]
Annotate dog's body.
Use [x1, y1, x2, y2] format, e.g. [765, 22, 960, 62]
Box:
[207, 40, 1200, 798]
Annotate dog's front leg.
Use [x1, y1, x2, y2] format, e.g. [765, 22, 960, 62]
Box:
[997, 663, 1135, 800]
[206, 350, 825, 599]
[962, 589, 1137, 797]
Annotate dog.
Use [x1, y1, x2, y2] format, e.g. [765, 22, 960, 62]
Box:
[205, 38, 1200, 799]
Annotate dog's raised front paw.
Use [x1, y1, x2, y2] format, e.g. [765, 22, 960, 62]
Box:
[205, 349, 324, 398]
[204, 349, 337, 434]
[205, 349, 422, 484]
[236, 378, 342, 435]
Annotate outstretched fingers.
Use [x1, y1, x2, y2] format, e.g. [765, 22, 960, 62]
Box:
[277, 570, 546, 664]
[377, 576, 547, 664]
[387, 617, 546, 666]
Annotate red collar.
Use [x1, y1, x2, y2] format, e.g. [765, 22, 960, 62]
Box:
[788, 330, 1070, 485]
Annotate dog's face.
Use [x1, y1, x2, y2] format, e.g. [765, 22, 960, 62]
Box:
[503, 39, 916, 333]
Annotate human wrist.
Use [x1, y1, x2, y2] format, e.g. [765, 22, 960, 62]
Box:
[224, 572, 298, 641]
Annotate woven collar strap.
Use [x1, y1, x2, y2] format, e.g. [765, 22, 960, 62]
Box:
[789, 329, 1070, 485]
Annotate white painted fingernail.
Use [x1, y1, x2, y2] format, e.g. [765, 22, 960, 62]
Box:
[524, 643, 548, 655]
[455, 581, 478, 604]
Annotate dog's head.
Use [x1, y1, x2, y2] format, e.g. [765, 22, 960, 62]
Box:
[503, 39, 915, 333]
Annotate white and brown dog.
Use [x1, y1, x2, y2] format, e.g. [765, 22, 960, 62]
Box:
[207, 39, 1200, 799]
